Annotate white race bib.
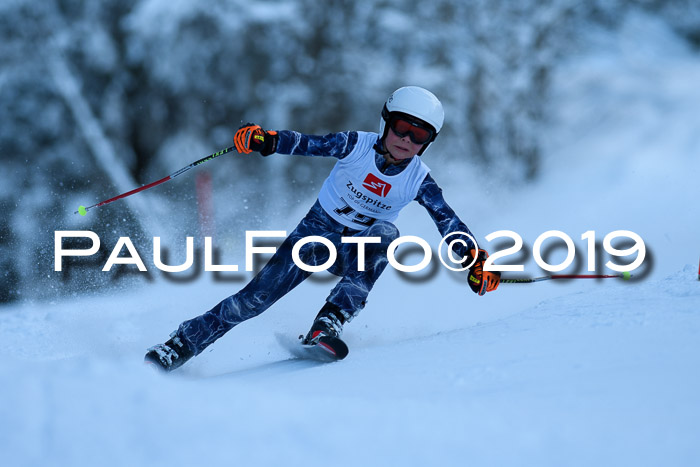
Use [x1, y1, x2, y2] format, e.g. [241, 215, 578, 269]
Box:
[318, 132, 430, 229]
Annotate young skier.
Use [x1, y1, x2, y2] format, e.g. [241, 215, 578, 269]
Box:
[145, 86, 501, 371]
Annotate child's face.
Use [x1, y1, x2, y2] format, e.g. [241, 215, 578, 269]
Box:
[384, 128, 425, 162]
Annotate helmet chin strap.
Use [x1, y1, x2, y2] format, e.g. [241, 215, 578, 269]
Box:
[385, 152, 399, 163]
[373, 138, 389, 155]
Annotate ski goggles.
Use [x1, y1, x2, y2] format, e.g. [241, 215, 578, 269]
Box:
[388, 114, 436, 145]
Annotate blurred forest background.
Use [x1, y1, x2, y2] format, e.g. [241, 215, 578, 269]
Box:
[1, 0, 699, 304]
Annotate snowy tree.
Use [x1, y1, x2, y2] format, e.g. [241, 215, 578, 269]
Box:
[1, 0, 699, 304]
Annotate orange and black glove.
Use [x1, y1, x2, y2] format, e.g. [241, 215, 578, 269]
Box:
[234, 123, 278, 156]
[466, 248, 501, 296]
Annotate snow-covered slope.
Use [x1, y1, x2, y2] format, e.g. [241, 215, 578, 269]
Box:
[2, 13, 699, 467]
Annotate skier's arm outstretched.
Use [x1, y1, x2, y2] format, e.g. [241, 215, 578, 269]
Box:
[415, 174, 501, 295]
[233, 123, 499, 294]
[234, 123, 358, 159]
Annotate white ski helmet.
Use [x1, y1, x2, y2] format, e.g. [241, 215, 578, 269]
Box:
[379, 86, 444, 155]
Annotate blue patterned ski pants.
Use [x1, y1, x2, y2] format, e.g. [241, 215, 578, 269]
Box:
[177, 200, 400, 355]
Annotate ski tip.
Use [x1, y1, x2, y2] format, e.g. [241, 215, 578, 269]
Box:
[143, 356, 166, 373]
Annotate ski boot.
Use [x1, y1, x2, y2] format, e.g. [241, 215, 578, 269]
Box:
[301, 302, 350, 360]
[302, 302, 346, 344]
[144, 331, 194, 372]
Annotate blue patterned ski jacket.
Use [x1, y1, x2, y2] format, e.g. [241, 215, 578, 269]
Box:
[276, 130, 477, 258]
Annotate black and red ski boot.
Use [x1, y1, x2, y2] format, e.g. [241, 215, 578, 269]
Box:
[144, 332, 194, 372]
[301, 302, 349, 360]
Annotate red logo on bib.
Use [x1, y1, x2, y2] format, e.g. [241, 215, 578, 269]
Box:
[362, 173, 392, 197]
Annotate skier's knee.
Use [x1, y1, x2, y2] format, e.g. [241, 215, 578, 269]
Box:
[366, 221, 400, 243]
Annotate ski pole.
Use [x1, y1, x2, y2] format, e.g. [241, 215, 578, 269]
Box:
[501, 272, 632, 284]
[75, 145, 236, 216]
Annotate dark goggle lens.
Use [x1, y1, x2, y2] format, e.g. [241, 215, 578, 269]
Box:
[390, 118, 433, 145]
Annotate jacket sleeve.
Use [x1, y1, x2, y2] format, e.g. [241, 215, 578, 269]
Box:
[274, 130, 359, 160]
[415, 174, 477, 261]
